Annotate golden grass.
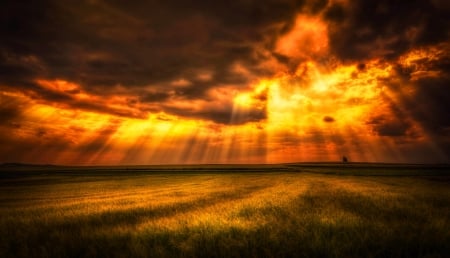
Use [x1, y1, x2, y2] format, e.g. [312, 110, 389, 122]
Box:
[0, 170, 449, 257]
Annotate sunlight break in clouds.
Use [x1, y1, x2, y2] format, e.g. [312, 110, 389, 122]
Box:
[0, 0, 449, 164]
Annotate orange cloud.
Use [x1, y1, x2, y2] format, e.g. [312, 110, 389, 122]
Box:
[275, 15, 329, 60]
[1, 2, 449, 165]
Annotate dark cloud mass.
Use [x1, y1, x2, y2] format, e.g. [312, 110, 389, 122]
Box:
[320, 0, 450, 159]
[324, 0, 450, 61]
[387, 45, 450, 155]
[0, 0, 310, 123]
[0, 0, 449, 121]
[0, 92, 27, 125]
[367, 115, 411, 137]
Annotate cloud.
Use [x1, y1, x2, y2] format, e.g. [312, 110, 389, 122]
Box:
[0, 100, 21, 125]
[161, 85, 267, 124]
[367, 115, 411, 137]
[361, 44, 450, 158]
[323, 116, 335, 123]
[1, 0, 450, 164]
[390, 45, 450, 137]
[402, 75, 450, 141]
[0, 92, 29, 126]
[323, 0, 450, 61]
[0, 0, 309, 124]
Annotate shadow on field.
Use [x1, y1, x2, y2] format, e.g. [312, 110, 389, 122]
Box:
[3, 182, 449, 258]
[2, 184, 272, 257]
[78, 185, 270, 226]
[1, 174, 449, 258]
[288, 185, 450, 258]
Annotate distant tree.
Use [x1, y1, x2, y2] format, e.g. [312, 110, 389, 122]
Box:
[342, 156, 348, 163]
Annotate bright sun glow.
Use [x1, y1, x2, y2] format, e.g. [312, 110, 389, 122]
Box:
[1, 45, 443, 164]
[1, 11, 448, 165]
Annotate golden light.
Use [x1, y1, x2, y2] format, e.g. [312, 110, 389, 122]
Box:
[1, 51, 422, 164]
[2, 13, 448, 165]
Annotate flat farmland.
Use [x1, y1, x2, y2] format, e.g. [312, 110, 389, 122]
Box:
[0, 164, 449, 257]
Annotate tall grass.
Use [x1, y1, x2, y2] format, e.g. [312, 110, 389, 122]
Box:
[0, 171, 449, 257]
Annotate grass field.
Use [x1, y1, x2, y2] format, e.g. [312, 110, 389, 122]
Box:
[0, 164, 449, 257]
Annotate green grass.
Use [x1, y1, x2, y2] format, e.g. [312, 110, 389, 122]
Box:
[0, 164, 449, 257]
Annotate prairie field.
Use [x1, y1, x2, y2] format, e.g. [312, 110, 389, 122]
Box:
[0, 164, 449, 257]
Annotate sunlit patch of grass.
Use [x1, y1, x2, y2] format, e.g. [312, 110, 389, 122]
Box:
[0, 169, 449, 257]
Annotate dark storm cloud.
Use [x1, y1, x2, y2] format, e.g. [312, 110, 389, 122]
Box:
[140, 91, 172, 103]
[402, 76, 450, 136]
[0, 0, 308, 123]
[324, 0, 450, 61]
[319, 0, 450, 159]
[367, 115, 411, 137]
[408, 76, 450, 156]
[0, 93, 27, 126]
[386, 46, 450, 139]
[375, 46, 450, 157]
[0, 103, 20, 125]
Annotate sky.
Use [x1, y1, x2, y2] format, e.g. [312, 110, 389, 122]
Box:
[1, 0, 449, 165]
